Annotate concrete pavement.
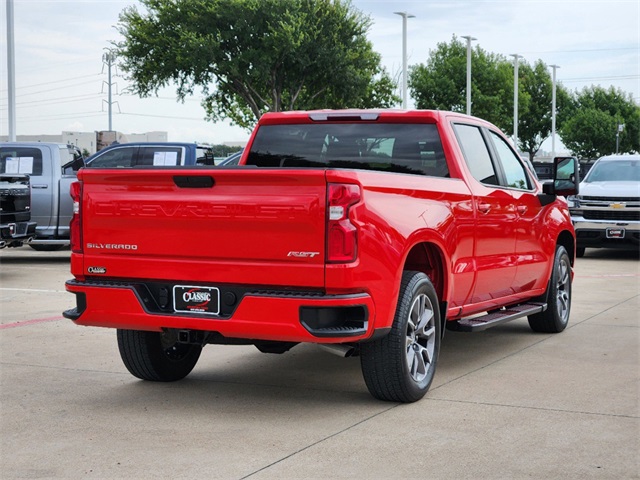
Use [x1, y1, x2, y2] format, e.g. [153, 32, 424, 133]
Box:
[1, 247, 638, 479]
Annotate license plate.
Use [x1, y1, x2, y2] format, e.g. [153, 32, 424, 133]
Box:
[173, 285, 220, 315]
[606, 228, 625, 239]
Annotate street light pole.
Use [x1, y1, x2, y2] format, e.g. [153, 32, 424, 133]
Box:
[550, 64, 560, 158]
[394, 11, 415, 109]
[461, 35, 477, 116]
[616, 124, 625, 154]
[511, 54, 522, 150]
[102, 51, 116, 132]
[6, 0, 16, 142]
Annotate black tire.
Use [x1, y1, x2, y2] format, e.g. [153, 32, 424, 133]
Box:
[576, 247, 586, 258]
[29, 244, 65, 252]
[360, 271, 441, 403]
[528, 245, 572, 333]
[117, 329, 202, 382]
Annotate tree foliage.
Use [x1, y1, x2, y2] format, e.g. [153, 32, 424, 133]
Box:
[408, 37, 576, 160]
[559, 86, 640, 158]
[114, 0, 398, 129]
[408, 36, 513, 131]
[517, 60, 571, 160]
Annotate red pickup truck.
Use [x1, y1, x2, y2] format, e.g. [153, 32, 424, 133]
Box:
[64, 110, 579, 402]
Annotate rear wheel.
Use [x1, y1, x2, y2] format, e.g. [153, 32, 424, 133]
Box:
[360, 271, 441, 403]
[117, 329, 202, 381]
[528, 245, 572, 333]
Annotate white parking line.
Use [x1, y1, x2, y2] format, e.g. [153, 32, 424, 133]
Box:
[0, 287, 66, 293]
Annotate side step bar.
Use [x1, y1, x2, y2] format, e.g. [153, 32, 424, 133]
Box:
[447, 302, 546, 332]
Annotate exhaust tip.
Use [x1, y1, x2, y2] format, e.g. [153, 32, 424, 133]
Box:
[318, 344, 356, 358]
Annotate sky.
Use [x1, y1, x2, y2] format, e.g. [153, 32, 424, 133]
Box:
[1, 0, 638, 149]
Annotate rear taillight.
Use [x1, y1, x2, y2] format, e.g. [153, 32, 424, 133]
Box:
[70, 181, 82, 253]
[326, 183, 361, 263]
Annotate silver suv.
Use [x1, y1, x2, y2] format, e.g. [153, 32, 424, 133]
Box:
[568, 154, 640, 257]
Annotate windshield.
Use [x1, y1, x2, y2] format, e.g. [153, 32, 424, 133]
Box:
[584, 159, 640, 183]
[247, 123, 449, 177]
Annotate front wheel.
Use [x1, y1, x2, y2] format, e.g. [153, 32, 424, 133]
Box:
[117, 329, 202, 382]
[360, 271, 441, 403]
[528, 245, 572, 333]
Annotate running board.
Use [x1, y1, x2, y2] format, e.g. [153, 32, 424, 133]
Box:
[447, 302, 546, 332]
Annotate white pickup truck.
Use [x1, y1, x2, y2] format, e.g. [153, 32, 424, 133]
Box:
[568, 154, 640, 256]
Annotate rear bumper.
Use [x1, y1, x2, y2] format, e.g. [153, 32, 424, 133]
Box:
[0, 221, 37, 247]
[64, 279, 378, 343]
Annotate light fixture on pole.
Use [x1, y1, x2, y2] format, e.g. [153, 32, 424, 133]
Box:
[461, 35, 477, 116]
[511, 54, 522, 150]
[394, 11, 415, 109]
[550, 64, 560, 158]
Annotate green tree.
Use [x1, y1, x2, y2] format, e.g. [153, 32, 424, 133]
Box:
[517, 60, 571, 160]
[560, 86, 640, 158]
[408, 37, 579, 161]
[408, 36, 513, 129]
[115, 0, 398, 130]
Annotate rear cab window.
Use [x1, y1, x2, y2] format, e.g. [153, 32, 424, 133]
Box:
[247, 123, 449, 177]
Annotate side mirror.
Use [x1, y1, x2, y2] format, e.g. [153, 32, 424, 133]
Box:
[542, 156, 579, 196]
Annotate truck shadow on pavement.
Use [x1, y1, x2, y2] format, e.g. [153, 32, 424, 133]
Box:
[0, 250, 71, 264]
[578, 249, 639, 261]
[88, 321, 544, 410]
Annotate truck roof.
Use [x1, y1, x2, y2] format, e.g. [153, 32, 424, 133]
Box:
[597, 154, 640, 162]
[257, 109, 473, 125]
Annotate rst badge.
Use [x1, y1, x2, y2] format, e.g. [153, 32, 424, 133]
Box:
[287, 251, 320, 258]
[173, 285, 220, 315]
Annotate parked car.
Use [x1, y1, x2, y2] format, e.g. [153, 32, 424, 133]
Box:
[0, 142, 217, 251]
[84, 142, 215, 167]
[568, 153, 640, 257]
[216, 149, 244, 166]
[0, 142, 83, 251]
[65, 109, 578, 403]
[533, 161, 553, 181]
[0, 173, 37, 248]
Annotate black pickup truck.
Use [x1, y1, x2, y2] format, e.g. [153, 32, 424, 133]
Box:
[0, 173, 37, 249]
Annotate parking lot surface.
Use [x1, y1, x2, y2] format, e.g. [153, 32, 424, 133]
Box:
[1, 247, 638, 479]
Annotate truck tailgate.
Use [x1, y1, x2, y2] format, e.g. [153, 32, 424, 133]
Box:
[78, 168, 327, 288]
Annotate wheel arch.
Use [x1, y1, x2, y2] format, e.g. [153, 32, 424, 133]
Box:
[557, 229, 576, 266]
[402, 241, 449, 337]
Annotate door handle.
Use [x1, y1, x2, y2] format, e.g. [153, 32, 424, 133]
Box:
[517, 205, 528, 215]
[477, 203, 491, 214]
[31, 184, 49, 189]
